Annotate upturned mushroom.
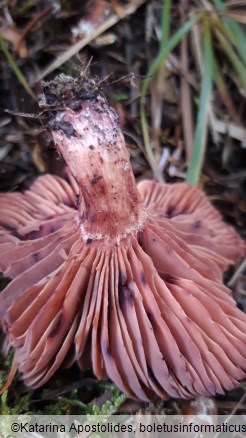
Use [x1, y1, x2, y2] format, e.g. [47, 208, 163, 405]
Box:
[0, 74, 245, 401]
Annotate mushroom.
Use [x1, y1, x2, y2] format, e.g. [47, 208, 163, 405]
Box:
[0, 74, 245, 401]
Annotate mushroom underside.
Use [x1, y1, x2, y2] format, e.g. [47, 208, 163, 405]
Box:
[0, 174, 245, 401]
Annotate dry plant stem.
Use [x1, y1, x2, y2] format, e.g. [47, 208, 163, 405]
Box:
[0, 360, 17, 396]
[180, 33, 194, 162]
[52, 100, 147, 241]
[150, 71, 163, 159]
[227, 12, 246, 24]
[213, 391, 246, 438]
[228, 258, 246, 288]
[149, 0, 171, 163]
[226, 0, 246, 6]
[180, 0, 194, 163]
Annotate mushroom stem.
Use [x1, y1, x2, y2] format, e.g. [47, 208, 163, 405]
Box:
[48, 95, 146, 242]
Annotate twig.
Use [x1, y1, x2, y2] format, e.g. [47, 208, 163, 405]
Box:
[213, 389, 246, 438]
[228, 258, 246, 287]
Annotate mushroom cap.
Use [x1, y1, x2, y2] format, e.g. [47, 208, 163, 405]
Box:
[0, 174, 245, 400]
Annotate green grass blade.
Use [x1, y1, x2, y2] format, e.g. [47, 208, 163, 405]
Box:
[0, 35, 36, 100]
[142, 13, 201, 98]
[160, 0, 171, 51]
[140, 13, 201, 174]
[213, 55, 240, 122]
[224, 19, 246, 66]
[186, 23, 214, 186]
[214, 27, 246, 91]
[212, 0, 246, 65]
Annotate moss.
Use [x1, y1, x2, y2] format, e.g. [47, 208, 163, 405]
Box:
[0, 340, 125, 416]
[91, 384, 126, 415]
